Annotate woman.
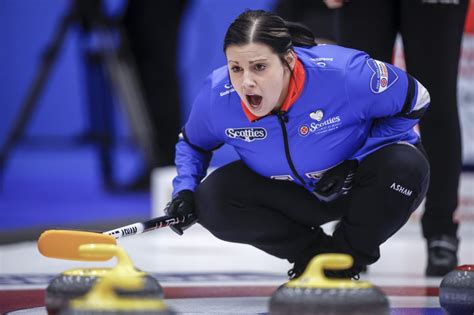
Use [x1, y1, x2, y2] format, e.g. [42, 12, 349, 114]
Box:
[165, 9, 430, 279]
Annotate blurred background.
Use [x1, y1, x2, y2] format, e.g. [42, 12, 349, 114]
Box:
[1, 0, 473, 244]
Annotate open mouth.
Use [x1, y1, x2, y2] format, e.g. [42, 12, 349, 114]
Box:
[246, 94, 263, 108]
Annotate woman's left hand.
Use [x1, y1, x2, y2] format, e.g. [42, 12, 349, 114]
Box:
[313, 160, 358, 202]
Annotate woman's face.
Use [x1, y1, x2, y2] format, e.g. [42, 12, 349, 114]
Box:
[226, 43, 294, 117]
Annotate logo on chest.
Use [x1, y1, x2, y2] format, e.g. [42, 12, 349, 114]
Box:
[225, 127, 267, 142]
[298, 109, 342, 137]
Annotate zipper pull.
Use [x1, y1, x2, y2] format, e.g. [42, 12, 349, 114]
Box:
[275, 111, 289, 123]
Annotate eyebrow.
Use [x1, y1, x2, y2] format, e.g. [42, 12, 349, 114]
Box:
[228, 58, 268, 64]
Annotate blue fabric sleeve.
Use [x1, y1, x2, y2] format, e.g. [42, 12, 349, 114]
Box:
[172, 76, 223, 196]
[346, 52, 430, 159]
[172, 137, 212, 195]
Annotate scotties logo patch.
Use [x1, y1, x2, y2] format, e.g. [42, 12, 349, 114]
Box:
[225, 127, 267, 142]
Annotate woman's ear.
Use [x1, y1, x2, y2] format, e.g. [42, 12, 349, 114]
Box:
[285, 50, 297, 71]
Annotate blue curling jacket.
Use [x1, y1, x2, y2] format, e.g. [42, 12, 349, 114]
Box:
[172, 45, 430, 196]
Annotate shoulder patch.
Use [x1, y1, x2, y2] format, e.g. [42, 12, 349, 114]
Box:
[366, 59, 399, 93]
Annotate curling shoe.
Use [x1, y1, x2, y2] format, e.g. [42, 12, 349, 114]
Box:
[425, 235, 459, 277]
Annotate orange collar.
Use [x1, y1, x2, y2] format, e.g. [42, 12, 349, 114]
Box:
[241, 58, 306, 122]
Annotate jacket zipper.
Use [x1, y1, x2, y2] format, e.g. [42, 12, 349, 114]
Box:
[275, 111, 306, 186]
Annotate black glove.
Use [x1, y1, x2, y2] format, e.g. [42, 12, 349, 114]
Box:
[164, 189, 197, 235]
[313, 160, 358, 203]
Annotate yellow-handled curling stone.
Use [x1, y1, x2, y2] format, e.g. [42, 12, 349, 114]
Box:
[269, 254, 389, 315]
[59, 245, 174, 315]
[45, 244, 164, 315]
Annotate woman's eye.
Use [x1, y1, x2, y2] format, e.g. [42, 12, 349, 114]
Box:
[231, 66, 242, 73]
[254, 64, 266, 71]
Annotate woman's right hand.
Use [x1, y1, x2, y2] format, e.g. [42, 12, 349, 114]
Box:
[164, 190, 197, 235]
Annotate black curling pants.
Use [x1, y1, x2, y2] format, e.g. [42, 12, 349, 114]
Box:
[195, 143, 430, 266]
[336, 0, 469, 239]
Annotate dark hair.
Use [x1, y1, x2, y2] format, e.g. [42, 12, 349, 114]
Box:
[223, 9, 316, 56]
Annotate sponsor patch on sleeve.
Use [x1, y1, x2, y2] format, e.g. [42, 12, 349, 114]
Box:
[366, 59, 399, 93]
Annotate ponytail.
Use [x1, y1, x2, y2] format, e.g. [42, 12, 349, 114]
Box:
[285, 21, 317, 47]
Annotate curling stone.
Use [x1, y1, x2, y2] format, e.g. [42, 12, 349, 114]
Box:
[46, 244, 164, 315]
[269, 254, 389, 315]
[60, 247, 175, 315]
[439, 264, 474, 315]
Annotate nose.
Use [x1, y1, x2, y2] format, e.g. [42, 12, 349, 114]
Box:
[242, 72, 256, 89]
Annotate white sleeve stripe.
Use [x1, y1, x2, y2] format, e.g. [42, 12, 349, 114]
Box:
[413, 80, 430, 111]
